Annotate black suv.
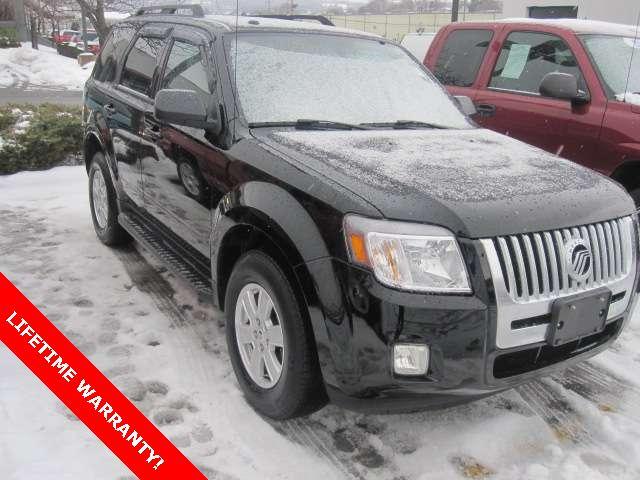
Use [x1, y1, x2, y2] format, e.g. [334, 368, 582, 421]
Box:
[83, 8, 639, 419]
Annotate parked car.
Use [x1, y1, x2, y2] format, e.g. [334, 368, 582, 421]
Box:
[53, 29, 80, 44]
[70, 31, 101, 54]
[425, 19, 640, 202]
[401, 32, 436, 60]
[83, 10, 639, 419]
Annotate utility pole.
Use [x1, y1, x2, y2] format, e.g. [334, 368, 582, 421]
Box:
[451, 0, 459, 22]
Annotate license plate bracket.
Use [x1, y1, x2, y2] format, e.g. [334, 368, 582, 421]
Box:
[547, 288, 612, 347]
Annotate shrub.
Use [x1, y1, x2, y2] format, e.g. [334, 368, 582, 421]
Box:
[0, 104, 83, 175]
[0, 27, 19, 48]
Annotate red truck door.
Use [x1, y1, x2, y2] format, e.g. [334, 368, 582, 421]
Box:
[472, 28, 606, 171]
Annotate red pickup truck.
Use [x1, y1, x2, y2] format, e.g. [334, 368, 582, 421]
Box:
[425, 19, 640, 202]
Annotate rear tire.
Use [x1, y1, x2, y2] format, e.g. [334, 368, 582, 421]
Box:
[225, 250, 326, 419]
[88, 152, 131, 246]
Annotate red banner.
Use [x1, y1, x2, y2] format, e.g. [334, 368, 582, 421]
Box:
[0, 272, 207, 479]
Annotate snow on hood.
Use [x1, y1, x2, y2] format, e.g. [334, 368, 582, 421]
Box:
[269, 128, 598, 202]
[263, 128, 633, 237]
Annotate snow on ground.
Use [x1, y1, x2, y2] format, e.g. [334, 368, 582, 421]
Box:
[1, 166, 640, 479]
[0, 43, 91, 91]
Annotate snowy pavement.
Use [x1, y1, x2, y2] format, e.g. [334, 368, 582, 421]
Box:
[2, 166, 640, 480]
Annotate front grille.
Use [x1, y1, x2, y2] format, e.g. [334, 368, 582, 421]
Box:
[492, 217, 634, 303]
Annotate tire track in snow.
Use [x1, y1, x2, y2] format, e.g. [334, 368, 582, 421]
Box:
[114, 245, 370, 480]
[516, 379, 594, 445]
[552, 362, 640, 418]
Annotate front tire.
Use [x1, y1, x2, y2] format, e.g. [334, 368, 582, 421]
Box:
[225, 251, 326, 419]
[88, 152, 131, 246]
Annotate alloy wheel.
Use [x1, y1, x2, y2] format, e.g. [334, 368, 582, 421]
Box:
[92, 168, 109, 229]
[234, 283, 285, 389]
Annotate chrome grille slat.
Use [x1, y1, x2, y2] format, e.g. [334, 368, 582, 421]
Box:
[604, 222, 615, 278]
[588, 225, 601, 283]
[510, 235, 529, 301]
[497, 237, 516, 294]
[533, 233, 549, 295]
[543, 232, 559, 295]
[579, 226, 592, 287]
[522, 235, 539, 299]
[596, 224, 608, 281]
[611, 220, 622, 276]
[492, 217, 634, 303]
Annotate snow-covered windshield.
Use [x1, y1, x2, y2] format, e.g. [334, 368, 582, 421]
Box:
[581, 34, 640, 104]
[226, 33, 471, 128]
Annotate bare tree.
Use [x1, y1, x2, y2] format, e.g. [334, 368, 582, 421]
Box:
[72, 0, 133, 43]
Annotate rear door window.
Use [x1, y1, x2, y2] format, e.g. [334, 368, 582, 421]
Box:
[489, 31, 585, 95]
[433, 29, 494, 87]
[120, 35, 167, 96]
[93, 24, 136, 83]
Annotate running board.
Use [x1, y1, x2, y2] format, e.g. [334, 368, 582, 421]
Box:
[118, 211, 213, 296]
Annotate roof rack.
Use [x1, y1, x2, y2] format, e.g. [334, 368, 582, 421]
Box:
[254, 15, 334, 26]
[134, 4, 205, 18]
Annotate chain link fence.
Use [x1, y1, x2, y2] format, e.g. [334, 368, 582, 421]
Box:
[327, 12, 499, 42]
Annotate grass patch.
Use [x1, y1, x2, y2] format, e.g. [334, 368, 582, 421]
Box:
[0, 103, 83, 175]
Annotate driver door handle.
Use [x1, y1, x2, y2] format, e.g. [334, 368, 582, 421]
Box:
[475, 103, 497, 118]
[103, 103, 116, 117]
[143, 120, 162, 140]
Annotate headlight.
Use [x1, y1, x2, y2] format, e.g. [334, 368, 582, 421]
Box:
[344, 215, 471, 293]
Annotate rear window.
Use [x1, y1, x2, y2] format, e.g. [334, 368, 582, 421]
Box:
[433, 29, 493, 87]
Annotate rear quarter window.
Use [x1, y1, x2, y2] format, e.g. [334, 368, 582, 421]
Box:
[434, 29, 494, 87]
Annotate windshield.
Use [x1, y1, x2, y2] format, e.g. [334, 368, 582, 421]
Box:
[226, 33, 471, 128]
[581, 34, 640, 104]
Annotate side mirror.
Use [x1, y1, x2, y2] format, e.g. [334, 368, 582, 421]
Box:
[154, 89, 221, 133]
[454, 95, 477, 116]
[539, 72, 590, 104]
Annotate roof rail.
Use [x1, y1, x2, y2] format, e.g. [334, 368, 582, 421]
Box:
[134, 4, 205, 18]
[254, 15, 334, 26]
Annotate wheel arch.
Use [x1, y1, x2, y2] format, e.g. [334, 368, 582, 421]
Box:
[84, 131, 104, 173]
[211, 182, 350, 388]
[211, 181, 331, 312]
[610, 159, 640, 193]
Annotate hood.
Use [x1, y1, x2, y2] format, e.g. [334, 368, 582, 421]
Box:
[259, 128, 635, 238]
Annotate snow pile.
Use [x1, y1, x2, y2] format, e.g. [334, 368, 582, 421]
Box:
[0, 43, 92, 90]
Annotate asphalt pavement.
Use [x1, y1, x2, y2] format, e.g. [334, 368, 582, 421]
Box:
[0, 86, 83, 106]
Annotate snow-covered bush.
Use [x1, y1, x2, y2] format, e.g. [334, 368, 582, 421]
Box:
[0, 104, 83, 175]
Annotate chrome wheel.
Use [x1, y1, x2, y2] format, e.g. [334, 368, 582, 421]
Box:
[92, 168, 109, 229]
[179, 162, 201, 197]
[234, 283, 285, 389]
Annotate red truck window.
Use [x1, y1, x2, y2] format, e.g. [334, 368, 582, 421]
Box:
[489, 31, 586, 95]
[433, 29, 493, 87]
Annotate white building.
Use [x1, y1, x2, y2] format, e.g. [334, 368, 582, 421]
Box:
[502, 0, 639, 25]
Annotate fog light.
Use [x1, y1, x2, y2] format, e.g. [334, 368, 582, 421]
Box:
[393, 344, 429, 375]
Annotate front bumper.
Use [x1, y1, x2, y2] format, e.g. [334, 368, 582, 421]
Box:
[299, 237, 638, 414]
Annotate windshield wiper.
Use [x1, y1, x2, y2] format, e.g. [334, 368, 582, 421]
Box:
[362, 120, 450, 130]
[248, 119, 370, 130]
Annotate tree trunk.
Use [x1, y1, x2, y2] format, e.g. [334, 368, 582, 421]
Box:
[29, 14, 38, 49]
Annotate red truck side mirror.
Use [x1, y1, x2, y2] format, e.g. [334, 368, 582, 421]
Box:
[539, 72, 590, 105]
